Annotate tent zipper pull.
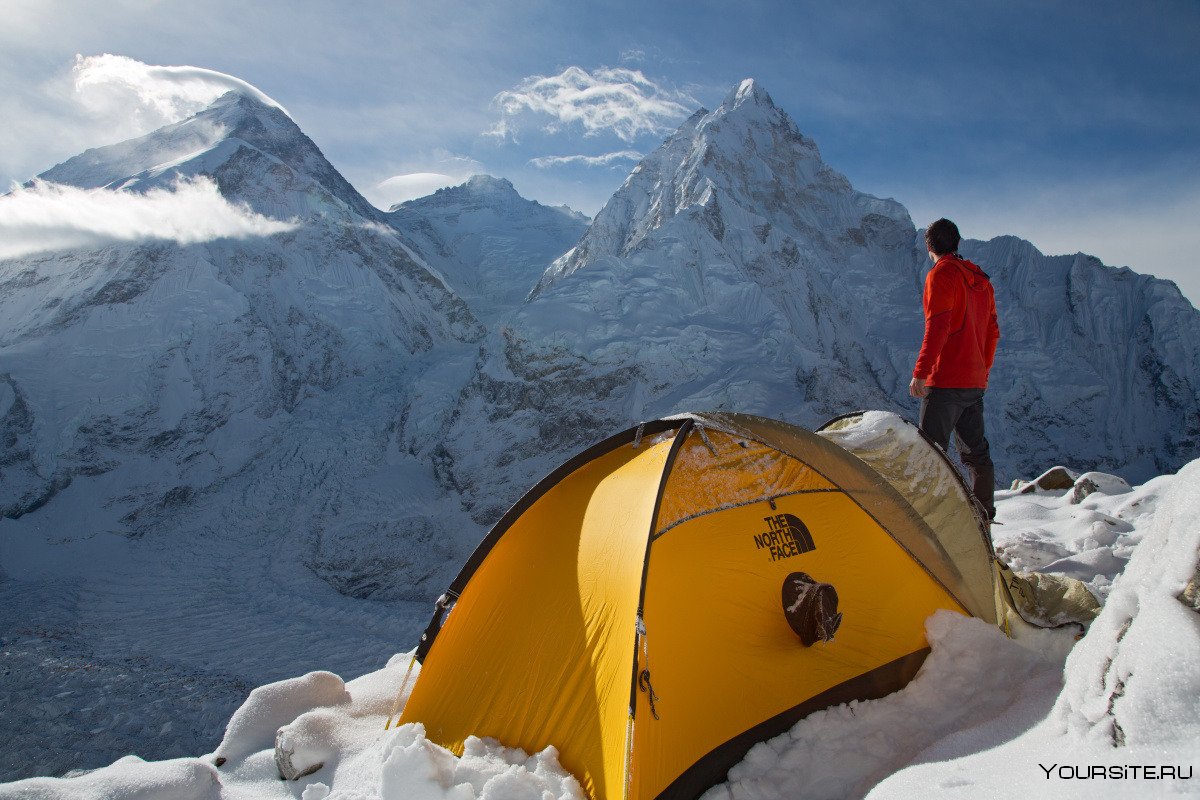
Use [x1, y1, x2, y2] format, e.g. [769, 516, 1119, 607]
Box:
[636, 615, 660, 719]
[638, 669, 660, 720]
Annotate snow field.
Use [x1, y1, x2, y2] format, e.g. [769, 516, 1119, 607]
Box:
[867, 460, 1200, 799]
[3, 460, 1195, 800]
[993, 466, 1167, 600]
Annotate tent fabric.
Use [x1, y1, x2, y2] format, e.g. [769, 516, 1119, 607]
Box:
[817, 411, 1101, 631]
[684, 414, 981, 618]
[401, 430, 684, 800]
[398, 412, 1015, 800]
[633, 429, 962, 798]
[997, 561, 1102, 627]
[816, 411, 998, 624]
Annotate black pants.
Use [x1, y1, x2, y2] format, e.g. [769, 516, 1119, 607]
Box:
[919, 387, 996, 520]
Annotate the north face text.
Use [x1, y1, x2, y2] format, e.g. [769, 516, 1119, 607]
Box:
[752, 513, 816, 562]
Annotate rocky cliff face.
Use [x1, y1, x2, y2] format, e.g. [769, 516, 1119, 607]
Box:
[961, 235, 1200, 478]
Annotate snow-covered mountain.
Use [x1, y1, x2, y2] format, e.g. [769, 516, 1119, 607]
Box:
[38, 91, 381, 222]
[419, 80, 928, 523]
[0, 91, 490, 775]
[388, 175, 588, 323]
[960, 235, 1200, 478]
[2, 90, 482, 571]
[421, 79, 1200, 525]
[3, 79, 1200, 780]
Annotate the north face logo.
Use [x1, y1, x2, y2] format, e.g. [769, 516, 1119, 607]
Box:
[752, 513, 816, 562]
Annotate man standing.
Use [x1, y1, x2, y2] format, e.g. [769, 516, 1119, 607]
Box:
[909, 218, 1000, 521]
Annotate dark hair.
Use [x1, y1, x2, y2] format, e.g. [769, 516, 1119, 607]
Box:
[925, 218, 961, 256]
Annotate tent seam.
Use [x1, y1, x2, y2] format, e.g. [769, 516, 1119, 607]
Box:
[651, 489, 844, 541]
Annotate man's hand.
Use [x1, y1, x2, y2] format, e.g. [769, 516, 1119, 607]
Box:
[909, 376, 929, 398]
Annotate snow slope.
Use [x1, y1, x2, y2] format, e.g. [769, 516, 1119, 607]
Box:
[2, 460, 1194, 799]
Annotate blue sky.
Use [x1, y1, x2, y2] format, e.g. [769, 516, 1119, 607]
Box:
[3, 0, 1198, 302]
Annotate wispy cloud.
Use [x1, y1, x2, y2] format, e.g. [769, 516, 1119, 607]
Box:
[529, 150, 643, 169]
[0, 53, 287, 187]
[0, 177, 297, 260]
[71, 54, 287, 127]
[488, 66, 696, 143]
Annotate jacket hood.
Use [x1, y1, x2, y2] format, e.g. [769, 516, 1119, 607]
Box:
[937, 254, 990, 289]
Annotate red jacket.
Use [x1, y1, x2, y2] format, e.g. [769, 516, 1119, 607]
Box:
[913, 254, 1000, 388]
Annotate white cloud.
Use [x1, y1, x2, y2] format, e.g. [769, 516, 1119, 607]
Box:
[0, 177, 297, 260]
[0, 54, 284, 186]
[70, 54, 287, 129]
[489, 66, 696, 143]
[529, 150, 643, 169]
[367, 173, 466, 208]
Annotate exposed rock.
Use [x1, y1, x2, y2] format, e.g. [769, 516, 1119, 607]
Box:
[1180, 556, 1200, 613]
[274, 727, 323, 781]
[1070, 477, 1100, 504]
[1020, 466, 1078, 493]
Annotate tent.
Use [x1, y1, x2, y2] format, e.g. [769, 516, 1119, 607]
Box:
[394, 411, 1069, 800]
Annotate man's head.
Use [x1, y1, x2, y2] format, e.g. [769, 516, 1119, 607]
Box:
[924, 218, 961, 258]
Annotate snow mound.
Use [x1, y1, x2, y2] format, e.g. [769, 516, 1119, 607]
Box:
[214, 670, 350, 764]
[380, 724, 584, 800]
[868, 459, 1200, 798]
[994, 468, 1168, 600]
[0, 757, 219, 800]
[1055, 460, 1200, 751]
[703, 611, 1067, 800]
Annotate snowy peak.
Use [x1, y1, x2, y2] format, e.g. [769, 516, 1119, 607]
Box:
[390, 174, 583, 221]
[387, 175, 588, 322]
[719, 78, 783, 121]
[537, 78, 908, 290]
[733, 77, 771, 105]
[38, 91, 379, 220]
[391, 174, 523, 213]
[464, 174, 519, 196]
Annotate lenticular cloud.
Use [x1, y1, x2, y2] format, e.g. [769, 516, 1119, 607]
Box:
[0, 178, 298, 260]
[370, 173, 464, 208]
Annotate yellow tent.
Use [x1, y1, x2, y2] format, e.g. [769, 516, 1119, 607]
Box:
[397, 412, 1009, 799]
